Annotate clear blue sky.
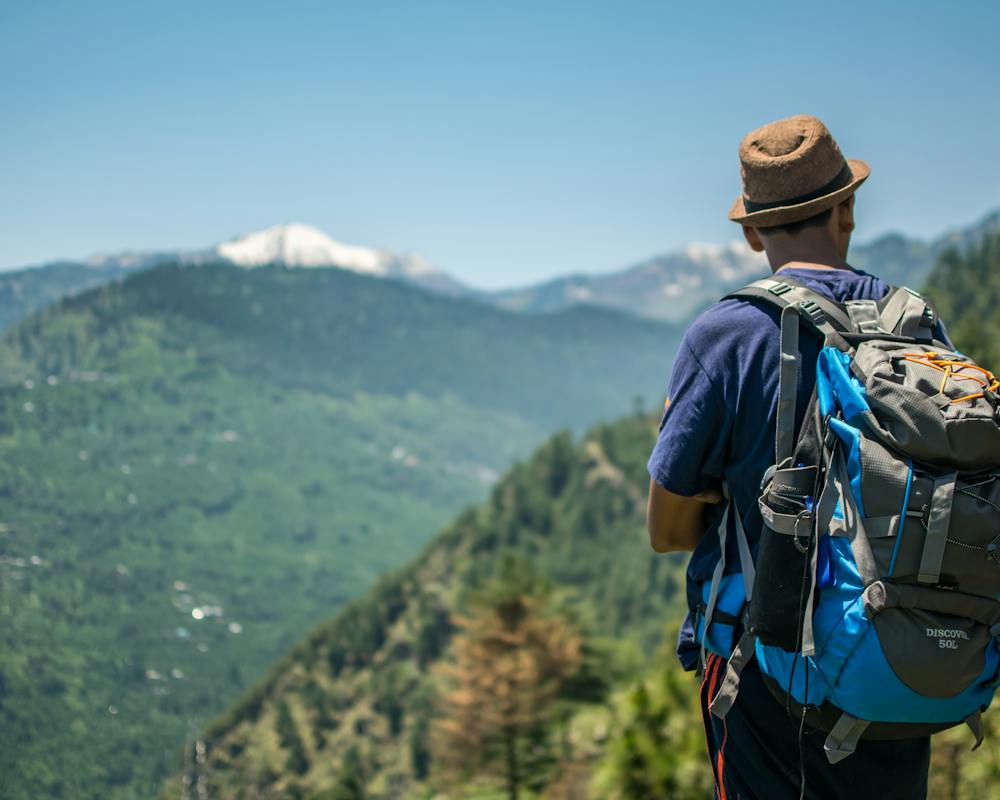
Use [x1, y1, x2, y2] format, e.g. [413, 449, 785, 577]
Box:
[2, 0, 998, 288]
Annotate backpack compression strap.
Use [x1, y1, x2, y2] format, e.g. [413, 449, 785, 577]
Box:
[874, 285, 937, 339]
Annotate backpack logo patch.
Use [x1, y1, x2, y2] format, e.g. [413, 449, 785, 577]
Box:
[926, 627, 969, 649]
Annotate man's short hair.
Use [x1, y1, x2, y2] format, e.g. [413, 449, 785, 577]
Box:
[756, 207, 833, 236]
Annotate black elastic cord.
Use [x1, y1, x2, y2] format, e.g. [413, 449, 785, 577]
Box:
[793, 500, 817, 800]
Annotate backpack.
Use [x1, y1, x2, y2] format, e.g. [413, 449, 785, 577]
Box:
[696, 274, 1000, 764]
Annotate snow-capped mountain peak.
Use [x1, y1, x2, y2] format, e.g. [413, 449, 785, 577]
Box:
[208, 224, 466, 296]
[215, 223, 387, 274]
[33, 223, 468, 297]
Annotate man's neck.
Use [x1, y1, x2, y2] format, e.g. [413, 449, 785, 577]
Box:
[762, 238, 852, 275]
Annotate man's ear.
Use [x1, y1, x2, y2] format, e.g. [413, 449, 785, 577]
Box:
[838, 195, 855, 234]
[742, 225, 765, 252]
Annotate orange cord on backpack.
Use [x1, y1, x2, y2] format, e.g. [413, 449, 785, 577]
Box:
[901, 353, 1000, 404]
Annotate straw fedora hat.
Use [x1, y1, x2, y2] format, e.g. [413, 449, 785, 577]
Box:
[729, 114, 870, 228]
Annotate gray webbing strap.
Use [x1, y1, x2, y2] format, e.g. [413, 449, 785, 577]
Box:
[814, 453, 841, 539]
[733, 498, 756, 601]
[798, 454, 843, 657]
[917, 471, 958, 585]
[824, 712, 870, 764]
[700, 494, 731, 662]
[701, 488, 756, 663]
[701, 520, 728, 663]
[878, 286, 915, 333]
[776, 305, 801, 465]
[709, 630, 755, 719]
[702, 487, 756, 711]
[965, 710, 985, 751]
[705, 491, 756, 720]
[879, 286, 933, 340]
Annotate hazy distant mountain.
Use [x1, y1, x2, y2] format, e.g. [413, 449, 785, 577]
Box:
[487, 241, 768, 322]
[931, 208, 1000, 256]
[487, 208, 1000, 322]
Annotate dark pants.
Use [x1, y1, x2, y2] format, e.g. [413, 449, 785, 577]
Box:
[700, 654, 931, 800]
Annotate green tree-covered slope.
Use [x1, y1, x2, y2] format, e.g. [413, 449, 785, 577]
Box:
[0, 262, 135, 332]
[0, 263, 680, 800]
[160, 415, 688, 800]
[924, 230, 1000, 368]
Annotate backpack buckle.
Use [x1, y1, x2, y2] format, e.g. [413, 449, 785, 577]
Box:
[768, 282, 793, 297]
[800, 299, 828, 326]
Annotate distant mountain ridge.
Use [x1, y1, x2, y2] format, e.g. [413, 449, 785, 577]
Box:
[486, 240, 767, 322]
[487, 208, 1000, 322]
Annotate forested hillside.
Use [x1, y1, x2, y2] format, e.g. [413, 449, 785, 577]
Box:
[158, 414, 698, 800]
[0, 263, 680, 800]
[924, 229, 1000, 368]
[0, 262, 134, 332]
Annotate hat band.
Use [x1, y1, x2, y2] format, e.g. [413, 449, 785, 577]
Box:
[743, 162, 852, 213]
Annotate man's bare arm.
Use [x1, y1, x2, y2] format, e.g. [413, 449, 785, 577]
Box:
[646, 479, 723, 553]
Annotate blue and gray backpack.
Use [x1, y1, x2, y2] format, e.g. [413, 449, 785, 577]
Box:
[696, 274, 1000, 764]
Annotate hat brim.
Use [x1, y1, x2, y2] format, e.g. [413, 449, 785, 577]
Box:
[728, 158, 870, 228]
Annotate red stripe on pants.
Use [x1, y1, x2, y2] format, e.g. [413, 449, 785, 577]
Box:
[703, 654, 729, 799]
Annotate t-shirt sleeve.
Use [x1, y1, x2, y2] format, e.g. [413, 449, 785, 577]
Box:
[647, 334, 731, 497]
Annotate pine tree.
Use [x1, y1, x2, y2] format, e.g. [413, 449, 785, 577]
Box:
[321, 745, 367, 800]
[431, 575, 582, 800]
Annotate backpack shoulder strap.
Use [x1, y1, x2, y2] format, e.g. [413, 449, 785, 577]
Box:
[726, 276, 857, 338]
[726, 276, 853, 464]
